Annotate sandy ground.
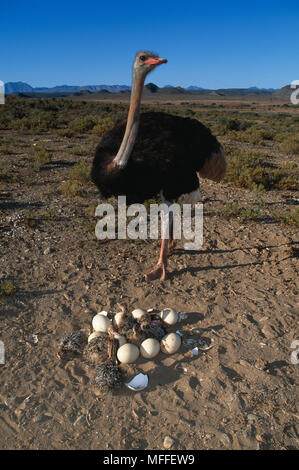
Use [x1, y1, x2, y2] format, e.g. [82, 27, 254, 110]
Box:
[0, 130, 298, 450]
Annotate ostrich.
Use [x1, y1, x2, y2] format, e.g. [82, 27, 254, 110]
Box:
[91, 51, 226, 281]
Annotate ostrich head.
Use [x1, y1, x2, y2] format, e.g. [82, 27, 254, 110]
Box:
[112, 51, 167, 169]
[133, 51, 167, 78]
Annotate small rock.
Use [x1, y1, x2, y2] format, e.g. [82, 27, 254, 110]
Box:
[261, 324, 277, 339]
[163, 436, 175, 449]
[28, 335, 38, 345]
[43, 247, 52, 255]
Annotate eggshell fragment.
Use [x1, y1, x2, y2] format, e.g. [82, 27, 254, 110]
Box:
[131, 308, 147, 320]
[117, 343, 140, 364]
[159, 308, 179, 325]
[125, 373, 148, 391]
[140, 338, 160, 359]
[92, 314, 110, 333]
[160, 333, 181, 354]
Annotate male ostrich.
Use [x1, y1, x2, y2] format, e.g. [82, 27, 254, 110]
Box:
[91, 51, 226, 281]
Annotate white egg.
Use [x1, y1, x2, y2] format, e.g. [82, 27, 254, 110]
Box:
[140, 338, 160, 359]
[159, 308, 179, 325]
[117, 343, 140, 364]
[131, 308, 147, 320]
[92, 314, 110, 332]
[160, 333, 181, 354]
[88, 331, 106, 343]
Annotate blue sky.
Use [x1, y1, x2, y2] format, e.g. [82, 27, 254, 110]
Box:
[1, 0, 298, 89]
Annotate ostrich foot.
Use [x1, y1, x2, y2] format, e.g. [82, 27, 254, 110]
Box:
[144, 263, 167, 281]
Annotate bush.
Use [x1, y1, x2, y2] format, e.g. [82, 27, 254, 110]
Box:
[214, 117, 252, 135]
[31, 143, 52, 168]
[69, 116, 98, 134]
[92, 117, 115, 136]
[279, 135, 299, 155]
[0, 280, 16, 296]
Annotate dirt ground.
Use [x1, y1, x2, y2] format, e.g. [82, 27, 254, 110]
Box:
[0, 107, 298, 450]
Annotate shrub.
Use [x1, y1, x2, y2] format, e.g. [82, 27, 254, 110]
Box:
[0, 280, 16, 296]
[279, 135, 299, 155]
[61, 161, 91, 196]
[273, 208, 299, 226]
[69, 116, 98, 134]
[31, 143, 52, 168]
[92, 117, 115, 136]
[214, 117, 252, 135]
[224, 149, 271, 188]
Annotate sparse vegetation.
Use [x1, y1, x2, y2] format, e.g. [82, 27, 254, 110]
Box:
[92, 117, 115, 136]
[61, 160, 91, 196]
[0, 280, 16, 297]
[272, 208, 299, 226]
[31, 143, 52, 168]
[224, 147, 298, 190]
[0, 162, 17, 183]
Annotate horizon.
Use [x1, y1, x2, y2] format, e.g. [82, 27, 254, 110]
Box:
[4, 80, 284, 91]
[1, 0, 298, 89]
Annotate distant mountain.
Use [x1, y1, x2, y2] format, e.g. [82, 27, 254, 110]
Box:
[145, 83, 159, 93]
[5, 82, 130, 95]
[4, 81, 291, 99]
[248, 86, 277, 92]
[186, 86, 205, 91]
[5, 82, 34, 94]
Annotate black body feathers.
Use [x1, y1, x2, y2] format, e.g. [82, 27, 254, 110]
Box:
[91, 112, 221, 203]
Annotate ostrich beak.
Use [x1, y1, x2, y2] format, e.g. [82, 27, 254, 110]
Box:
[144, 57, 168, 66]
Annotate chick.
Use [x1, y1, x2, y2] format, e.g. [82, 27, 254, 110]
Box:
[126, 323, 147, 346]
[57, 330, 87, 359]
[94, 329, 122, 390]
[115, 302, 134, 334]
[83, 333, 109, 364]
[138, 314, 167, 341]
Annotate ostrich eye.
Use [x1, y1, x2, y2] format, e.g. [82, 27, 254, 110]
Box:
[140, 55, 146, 62]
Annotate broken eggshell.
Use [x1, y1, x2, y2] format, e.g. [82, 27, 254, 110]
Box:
[159, 308, 178, 325]
[125, 373, 148, 391]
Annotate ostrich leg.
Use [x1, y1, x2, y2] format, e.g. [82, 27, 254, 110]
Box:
[145, 203, 173, 282]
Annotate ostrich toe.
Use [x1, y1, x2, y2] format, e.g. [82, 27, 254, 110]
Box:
[145, 262, 167, 281]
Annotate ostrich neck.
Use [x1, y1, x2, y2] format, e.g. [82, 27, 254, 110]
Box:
[113, 72, 145, 168]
